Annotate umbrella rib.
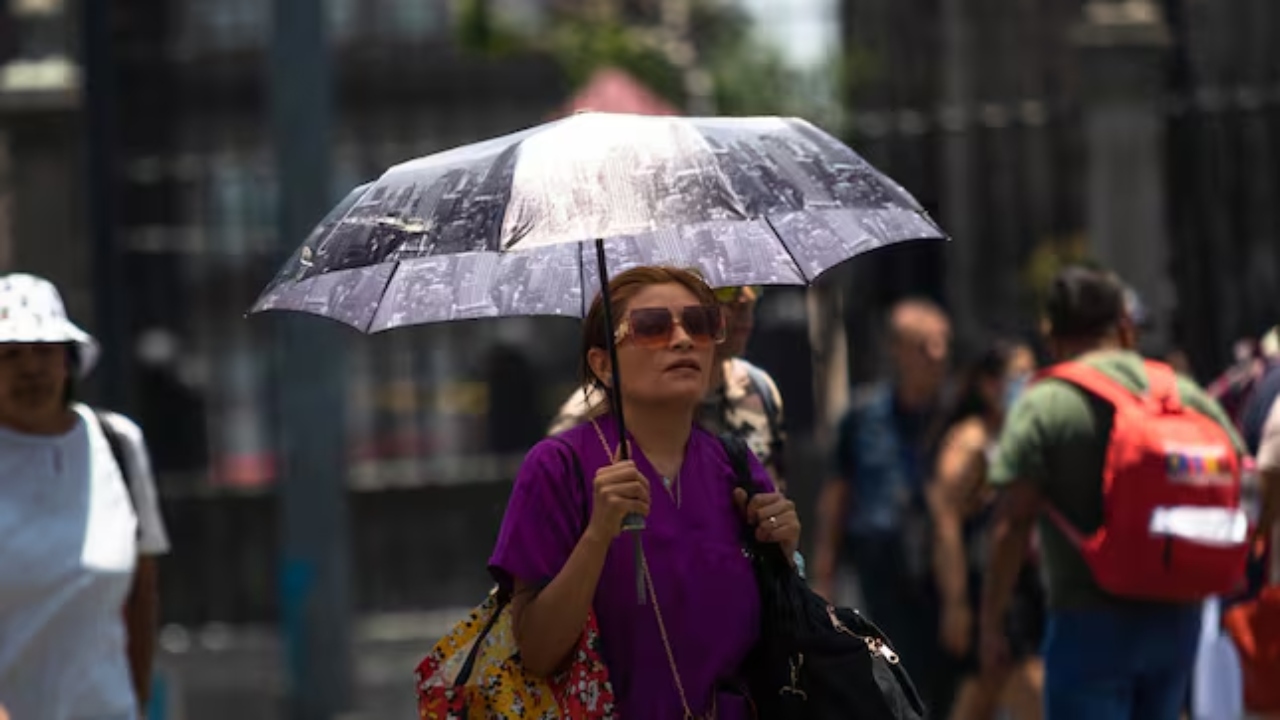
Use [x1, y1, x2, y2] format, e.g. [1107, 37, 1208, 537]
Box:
[577, 240, 587, 318]
[365, 260, 402, 333]
[762, 215, 813, 284]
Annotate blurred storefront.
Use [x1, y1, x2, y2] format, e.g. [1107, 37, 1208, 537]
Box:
[116, 1, 579, 495]
[0, 0, 587, 624]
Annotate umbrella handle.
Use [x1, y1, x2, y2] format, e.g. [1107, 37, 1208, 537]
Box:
[594, 238, 646, 605]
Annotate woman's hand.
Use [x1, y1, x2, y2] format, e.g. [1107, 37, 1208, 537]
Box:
[587, 461, 651, 542]
[733, 489, 801, 557]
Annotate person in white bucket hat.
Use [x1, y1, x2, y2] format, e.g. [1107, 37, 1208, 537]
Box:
[0, 273, 169, 720]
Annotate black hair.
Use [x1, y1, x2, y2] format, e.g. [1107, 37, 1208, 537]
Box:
[938, 338, 1026, 437]
[63, 344, 79, 406]
[1044, 264, 1126, 341]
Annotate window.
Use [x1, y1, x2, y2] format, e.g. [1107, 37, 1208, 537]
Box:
[176, 0, 269, 53]
[372, 0, 445, 40]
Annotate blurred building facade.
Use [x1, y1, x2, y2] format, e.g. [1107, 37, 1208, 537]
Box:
[835, 0, 1280, 377]
[0, 0, 582, 625]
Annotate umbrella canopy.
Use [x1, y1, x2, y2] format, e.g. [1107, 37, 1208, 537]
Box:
[250, 112, 945, 332]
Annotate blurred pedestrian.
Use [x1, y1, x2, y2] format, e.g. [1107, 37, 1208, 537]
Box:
[928, 339, 1043, 720]
[0, 274, 170, 720]
[1233, 337, 1280, 603]
[492, 266, 802, 717]
[813, 298, 956, 711]
[980, 265, 1246, 720]
[1207, 326, 1280, 431]
[1215, 350, 1280, 717]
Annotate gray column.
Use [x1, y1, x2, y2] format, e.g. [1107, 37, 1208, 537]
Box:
[4, 113, 85, 299]
[939, 0, 977, 342]
[268, 1, 353, 718]
[1075, 0, 1176, 351]
[806, 277, 849, 445]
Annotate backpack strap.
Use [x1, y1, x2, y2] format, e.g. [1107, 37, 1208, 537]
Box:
[1036, 359, 1181, 413]
[1043, 505, 1088, 550]
[719, 432, 763, 500]
[92, 407, 136, 501]
[91, 407, 142, 542]
[718, 433, 796, 576]
[1142, 360, 1182, 412]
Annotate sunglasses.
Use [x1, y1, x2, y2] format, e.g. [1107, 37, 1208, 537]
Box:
[615, 305, 727, 349]
[713, 285, 763, 304]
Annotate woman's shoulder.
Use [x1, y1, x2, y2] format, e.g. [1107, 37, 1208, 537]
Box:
[690, 424, 730, 458]
[73, 404, 145, 445]
[540, 421, 600, 459]
[95, 408, 146, 444]
[944, 415, 990, 451]
[691, 425, 775, 489]
[519, 424, 601, 483]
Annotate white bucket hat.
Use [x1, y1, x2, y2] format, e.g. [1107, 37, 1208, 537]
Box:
[0, 273, 100, 377]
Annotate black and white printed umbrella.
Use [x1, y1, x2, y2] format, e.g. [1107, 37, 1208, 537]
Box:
[250, 112, 945, 331]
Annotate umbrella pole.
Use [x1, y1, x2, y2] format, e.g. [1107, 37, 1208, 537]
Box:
[594, 238, 647, 606]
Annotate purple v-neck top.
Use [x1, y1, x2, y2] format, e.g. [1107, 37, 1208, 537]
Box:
[489, 414, 776, 719]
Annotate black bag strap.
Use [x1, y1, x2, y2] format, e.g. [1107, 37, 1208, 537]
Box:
[452, 593, 510, 688]
[720, 432, 763, 499]
[92, 407, 136, 505]
[718, 433, 792, 572]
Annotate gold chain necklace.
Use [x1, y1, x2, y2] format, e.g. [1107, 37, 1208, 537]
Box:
[590, 419, 682, 508]
[588, 419, 712, 718]
[642, 550, 717, 719]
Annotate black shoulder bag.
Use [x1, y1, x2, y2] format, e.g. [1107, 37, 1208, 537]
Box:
[721, 434, 927, 720]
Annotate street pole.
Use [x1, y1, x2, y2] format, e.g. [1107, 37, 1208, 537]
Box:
[268, 2, 353, 719]
[81, 0, 130, 409]
[1074, 0, 1175, 353]
[939, 0, 977, 343]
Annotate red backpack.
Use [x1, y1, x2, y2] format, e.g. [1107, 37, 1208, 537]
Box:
[1039, 360, 1250, 602]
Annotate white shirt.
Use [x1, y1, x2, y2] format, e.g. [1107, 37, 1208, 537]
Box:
[0, 405, 169, 720]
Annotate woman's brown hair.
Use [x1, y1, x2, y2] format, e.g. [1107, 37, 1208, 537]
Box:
[580, 265, 719, 390]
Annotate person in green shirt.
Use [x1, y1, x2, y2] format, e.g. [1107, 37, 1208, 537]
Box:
[978, 265, 1246, 720]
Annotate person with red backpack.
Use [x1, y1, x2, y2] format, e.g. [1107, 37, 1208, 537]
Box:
[978, 266, 1250, 720]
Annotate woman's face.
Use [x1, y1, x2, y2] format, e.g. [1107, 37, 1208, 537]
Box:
[591, 282, 719, 409]
[0, 343, 70, 428]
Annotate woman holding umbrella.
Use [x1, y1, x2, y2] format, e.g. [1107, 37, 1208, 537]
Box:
[489, 265, 802, 719]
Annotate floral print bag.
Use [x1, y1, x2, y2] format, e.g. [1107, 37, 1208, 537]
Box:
[415, 587, 617, 719]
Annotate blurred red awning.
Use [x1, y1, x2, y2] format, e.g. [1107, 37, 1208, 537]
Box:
[552, 67, 680, 118]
